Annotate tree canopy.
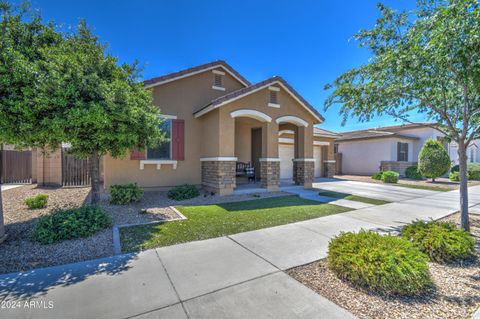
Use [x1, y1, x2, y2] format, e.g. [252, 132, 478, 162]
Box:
[324, 0, 480, 230]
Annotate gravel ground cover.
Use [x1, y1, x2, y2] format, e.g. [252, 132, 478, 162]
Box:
[0, 185, 287, 274]
[336, 174, 480, 191]
[288, 212, 480, 319]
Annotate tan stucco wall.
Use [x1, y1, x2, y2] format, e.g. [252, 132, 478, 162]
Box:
[103, 68, 244, 189]
[103, 70, 323, 190]
[337, 137, 415, 175]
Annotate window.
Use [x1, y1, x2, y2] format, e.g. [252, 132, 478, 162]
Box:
[334, 144, 339, 154]
[470, 147, 475, 163]
[147, 119, 171, 159]
[397, 142, 409, 162]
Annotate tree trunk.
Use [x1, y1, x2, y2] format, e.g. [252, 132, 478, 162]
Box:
[0, 185, 6, 244]
[89, 152, 101, 204]
[457, 141, 470, 231]
[0, 145, 6, 243]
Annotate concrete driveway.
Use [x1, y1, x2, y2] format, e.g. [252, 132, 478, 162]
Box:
[1, 185, 479, 319]
[312, 178, 439, 201]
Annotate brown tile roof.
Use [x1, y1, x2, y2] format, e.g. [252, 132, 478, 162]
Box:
[314, 127, 341, 138]
[336, 122, 438, 141]
[194, 76, 325, 123]
[143, 60, 251, 87]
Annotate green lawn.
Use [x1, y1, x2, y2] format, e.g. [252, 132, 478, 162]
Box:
[120, 195, 351, 252]
[318, 190, 391, 205]
[394, 183, 450, 192]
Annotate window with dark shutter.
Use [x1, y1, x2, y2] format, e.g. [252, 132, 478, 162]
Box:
[397, 142, 409, 161]
[147, 120, 172, 159]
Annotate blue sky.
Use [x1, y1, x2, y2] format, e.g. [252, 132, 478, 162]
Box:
[23, 0, 426, 132]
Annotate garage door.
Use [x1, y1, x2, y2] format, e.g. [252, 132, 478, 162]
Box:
[314, 146, 322, 178]
[279, 144, 294, 179]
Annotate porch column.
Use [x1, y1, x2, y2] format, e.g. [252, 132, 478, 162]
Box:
[260, 121, 280, 191]
[324, 140, 336, 178]
[293, 125, 314, 188]
[200, 110, 236, 195]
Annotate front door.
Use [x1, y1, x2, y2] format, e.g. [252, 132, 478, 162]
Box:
[251, 128, 262, 180]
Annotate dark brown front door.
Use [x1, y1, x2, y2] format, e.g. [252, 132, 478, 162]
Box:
[251, 128, 262, 180]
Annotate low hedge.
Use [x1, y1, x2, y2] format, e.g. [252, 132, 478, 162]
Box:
[32, 206, 112, 244]
[25, 194, 49, 209]
[372, 172, 383, 180]
[168, 184, 200, 200]
[449, 171, 460, 182]
[405, 166, 423, 180]
[328, 231, 432, 295]
[401, 220, 475, 263]
[451, 163, 480, 180]
[381, 171, 399, 183]
[110, 183, 144, 205]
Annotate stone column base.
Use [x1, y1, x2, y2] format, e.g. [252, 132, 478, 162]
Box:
[260, 159, 280, 192]
[293, 159, 314, 187]
[201, 160, 236, 195]
[324, 160, 336, 178]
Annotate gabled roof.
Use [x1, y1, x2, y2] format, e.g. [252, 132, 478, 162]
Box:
[193, 76, 324, 123]
[143, 60, 251, 88]
[314, 127, 341, 138]
[336, 122, 437, 142]
[336, 130, 420, 142]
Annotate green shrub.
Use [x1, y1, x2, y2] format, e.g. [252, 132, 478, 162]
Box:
[405, 166, 423, 180]
[109, 183, 144, 205]
[381, 171, 399, 183]
[32, 206, 112, 244]
[401, 220, 475, 263]
[418, 139, 451, 181]
[25, 194, 49, 209]
[451, 163, 480, 180]
[328, 231, 432, 295]
[167, 184, 200, 200]
[467, 163, 480, 180]
[372, 172, 383, 180]
[449, 171, 460, 182]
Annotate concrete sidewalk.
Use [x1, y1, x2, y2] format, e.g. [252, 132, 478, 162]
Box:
[1, 186, 479, 319]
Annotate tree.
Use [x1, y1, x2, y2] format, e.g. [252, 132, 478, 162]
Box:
[38, 21, 163, 203]
[324, 0, 480, 231]
[418, 139, 451, 182]
[0, 1, 64, 242]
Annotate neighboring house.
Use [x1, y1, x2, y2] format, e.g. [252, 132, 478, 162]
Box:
[335, 122, 464, 176]
[102, 60, 338, 195]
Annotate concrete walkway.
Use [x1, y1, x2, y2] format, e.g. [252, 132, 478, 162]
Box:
[312, 179, 439, 201]
[0, 184, 24, 192]
[1, 185, 479, 319]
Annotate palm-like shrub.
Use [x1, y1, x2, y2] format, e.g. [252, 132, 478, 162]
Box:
[418, 139, 450, 182]
[328, 231, 432, 295]
[401, 220, 475, 263]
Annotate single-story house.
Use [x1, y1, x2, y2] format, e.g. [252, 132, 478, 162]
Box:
[335, 123, 461, 176]
[103, 60, 339, 195]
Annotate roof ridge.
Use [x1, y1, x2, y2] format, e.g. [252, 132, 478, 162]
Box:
[194, 76, 324, 123]
[143, 60, 251, 87]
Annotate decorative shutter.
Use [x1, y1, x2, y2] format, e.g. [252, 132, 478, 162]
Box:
[397, 142, 401, 161]
[172, 119, 185, 160]
[405, 143, 409, 161]
[130, 148, 146, 160]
